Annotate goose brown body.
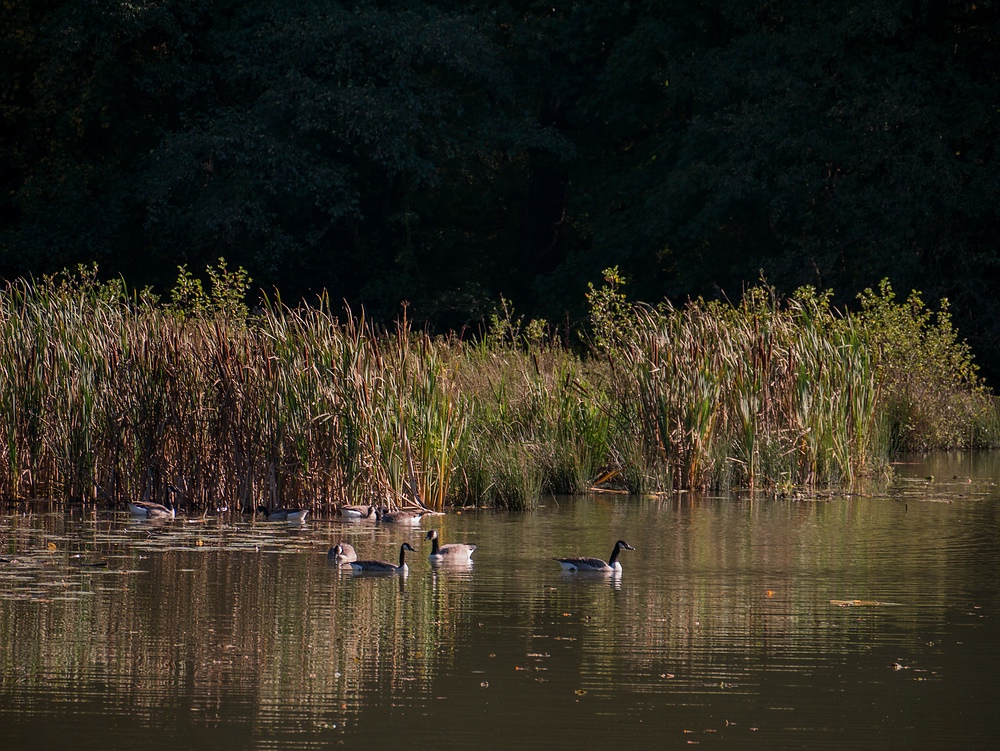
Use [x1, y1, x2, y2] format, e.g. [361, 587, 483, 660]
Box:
[425, 529, 477, 562]
[338, 505, 376, 519]
[376, 507, 429, 525]
[127, 500, 176, 519]
[256, 506, 309, 522]
[327, 543, 358, 564]
[555, 540, 635, 572]
[350, 542, 416, 573]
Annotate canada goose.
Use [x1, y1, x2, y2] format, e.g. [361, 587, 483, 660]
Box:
[555, 540, 635, 572]
[350, 542, 416, 574]
[255, 506, 310, 522]
[376, 506, 428, 525]
[338, 504, 377, 519]
[425, 529, 477, 562]
[128, 497, 176, 519]
[327, 543, 358, 565]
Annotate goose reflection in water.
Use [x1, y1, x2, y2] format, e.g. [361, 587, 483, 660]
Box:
[559, 569, 624, 590]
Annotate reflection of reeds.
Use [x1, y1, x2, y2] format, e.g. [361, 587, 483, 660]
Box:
[2, 494, 983, 736]
[0, 513, 475, 726]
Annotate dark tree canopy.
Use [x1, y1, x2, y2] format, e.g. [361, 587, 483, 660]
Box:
[2, 1, 999, 371]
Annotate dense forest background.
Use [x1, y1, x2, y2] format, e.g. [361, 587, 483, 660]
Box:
[2, 1, 998, 375]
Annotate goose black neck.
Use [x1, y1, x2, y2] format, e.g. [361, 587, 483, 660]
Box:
[430, 535, 440, 556]
[608, 541, 623, 566]
[398, 545, 408, 568]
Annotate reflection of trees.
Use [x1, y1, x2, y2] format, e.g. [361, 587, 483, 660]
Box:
[560, 497, 980, 691]
[0, 515, 480, 729]
[1, 483, 997, 726]
[462, 492, 988, 698]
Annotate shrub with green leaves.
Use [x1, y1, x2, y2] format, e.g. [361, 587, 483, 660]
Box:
[855, 280, 998, 451]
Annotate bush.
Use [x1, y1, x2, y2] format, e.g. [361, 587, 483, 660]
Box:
[855, 280, 999, 451]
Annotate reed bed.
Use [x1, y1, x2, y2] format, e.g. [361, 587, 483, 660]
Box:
[448, 342, 611, 509]
[0, 269, 994, 511]
[605, 288, 885, 491]
[0, 275, 470, 512]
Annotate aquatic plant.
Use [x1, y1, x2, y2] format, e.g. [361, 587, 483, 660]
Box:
[854, 280, 997, 452]
[0, 264, 994, 511]
[591, 270, 993, 491]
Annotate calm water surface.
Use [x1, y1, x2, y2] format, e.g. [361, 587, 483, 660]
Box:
[2, 453, 999, 749]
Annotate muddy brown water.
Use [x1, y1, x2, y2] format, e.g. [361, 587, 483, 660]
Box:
[1, 453, 998, 749]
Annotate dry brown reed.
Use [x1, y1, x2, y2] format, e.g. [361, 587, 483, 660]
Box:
[0, 270, 993, 511]
[606, 288, 885, 491]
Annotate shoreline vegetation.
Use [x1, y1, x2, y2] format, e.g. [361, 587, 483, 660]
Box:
[1, 264, 996, 512]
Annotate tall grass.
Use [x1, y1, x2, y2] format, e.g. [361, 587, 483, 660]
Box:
[595, 275, 994, 492]
[449, 340, 610, 509]
[0, 266, 994, 511]
[0, 270, 470, 511]
[599, 288, 883, 491]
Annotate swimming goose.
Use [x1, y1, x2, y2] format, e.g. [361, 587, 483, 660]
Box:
[128, 497, 176, 519]
[425, 529, 477, 562]
[376, 506, 429, 525]
[555, 540, 635, 572]
[350, 542, 416, 574]
[338, 504, 377, 519]
[327, 543, 358, 565]
[255, 506, 310, 522]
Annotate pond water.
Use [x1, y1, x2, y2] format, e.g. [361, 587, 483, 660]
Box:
[1, 453, 998, 750]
